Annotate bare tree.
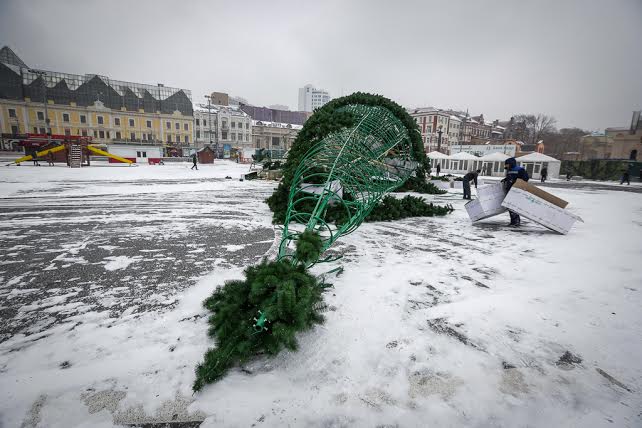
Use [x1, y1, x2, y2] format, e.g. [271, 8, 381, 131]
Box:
[514, 114, 557, 144]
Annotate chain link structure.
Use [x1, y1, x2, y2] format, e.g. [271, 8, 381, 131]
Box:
[278, 104, 418, 265]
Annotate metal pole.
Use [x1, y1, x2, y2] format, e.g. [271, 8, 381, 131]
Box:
[205, 95, 212, 156]
[437, 126, 443, 153]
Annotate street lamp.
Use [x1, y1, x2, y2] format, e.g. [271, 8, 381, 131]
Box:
[204, 95, 212, 155]
[28, 69, 52, 148]
[437, 125, 443, 153]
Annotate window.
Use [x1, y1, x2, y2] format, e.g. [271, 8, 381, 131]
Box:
[184, 123, 188, 131]
[203, 119, 207, 126]
[176, 135, 181, 143]
[114, 118, 121, 126]
[97, 116, 104, 125]
[148, 133, 153, 141]
[40, 127, 46, 134]
[11, 125, 19, 134]
[33, 127, 38, 133]
[196, 130, 200, 138]
[8, 109, 16, 118]
[63, 113, 70, 122]
[246, 122, 249, 129]
[185, 136, 189, 144]
[166, 121, 171, 129]
[37, 111, 44, 120]
[196, 118, 200, 126]
[99, 130, 105, 138]
[65, 128, 71, 136]
[168, 135, 172, 143]
[137, 151, 147, 158]
[142, 134, 147, 141]
[130, 132, 135, 140]
[231, 122, 236, 128]
[231, 133, 236, 141]
[116, 131, 121, 139]
[129, 118, 135, 127]
[175, 122, 179, 130]
[222, 131, 228, 140]
[81, 129, 87, 137]
[80, 115, 86, 124]
[272, 136, 280, 146]
[146, 120, 152, 128]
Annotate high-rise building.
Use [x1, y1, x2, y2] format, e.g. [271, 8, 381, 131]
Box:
[0, 46, 194, 147]
[298, 84, 331, 112]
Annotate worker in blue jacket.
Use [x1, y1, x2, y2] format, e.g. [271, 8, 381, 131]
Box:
[502, 157, 529, 226]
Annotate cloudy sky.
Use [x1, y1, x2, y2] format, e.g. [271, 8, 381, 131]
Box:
[1, 0, 640, 130]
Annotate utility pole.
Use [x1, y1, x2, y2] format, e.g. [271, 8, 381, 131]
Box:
[204, 95, 212, 156]
[29, 69, 52, 148]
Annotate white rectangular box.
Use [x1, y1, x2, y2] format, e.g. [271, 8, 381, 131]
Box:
[501, 187, 583, 234]
[465, 183, 507, 221]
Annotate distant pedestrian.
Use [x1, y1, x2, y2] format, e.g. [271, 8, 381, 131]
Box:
[47, 151, 55, 166]
[620, 170, 630, 185]
[462, 169, 480, 200]
[566, 172, 572, 181]
[502, 158, 529, 226]
[191, 153, 198, 170]
[436, 163, 441, 176]
[31, 150, 40, 166]
[540, 166, 548, 183]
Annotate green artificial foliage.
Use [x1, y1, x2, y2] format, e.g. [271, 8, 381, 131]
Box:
[266, 92, 445, 224]
[366, 195, 454, 222]
[295, 230, 324, 264]
[193, 259, 326, 391]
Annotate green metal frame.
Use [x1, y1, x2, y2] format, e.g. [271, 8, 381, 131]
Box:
[278, 104, 417, 266]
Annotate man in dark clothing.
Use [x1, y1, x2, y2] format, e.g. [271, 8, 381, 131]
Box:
[540, 166, 548, 183]
[502, 157, 529, 226]
[47, 151, 55, 166]
[462, 169, 480, 200]
[31, 150, 40, 166]
[620, 170, 630, 185]
[436, 163, 441, 176]
[191, 153, 198, 170]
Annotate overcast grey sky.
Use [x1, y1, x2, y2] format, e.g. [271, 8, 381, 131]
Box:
[1, 0, 641, 130]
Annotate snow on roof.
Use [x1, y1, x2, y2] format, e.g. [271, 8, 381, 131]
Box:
[253, 120, 303, 130]
[426, 150, 450, 159]
[450, 151, 478, 160]
[480, 152, 510, 161]
[516, 152, 560, 162]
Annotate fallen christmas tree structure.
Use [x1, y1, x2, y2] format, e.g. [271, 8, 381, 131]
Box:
[193, 95, 451, 391]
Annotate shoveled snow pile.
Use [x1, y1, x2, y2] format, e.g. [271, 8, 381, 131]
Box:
[0, 162, 641, 427]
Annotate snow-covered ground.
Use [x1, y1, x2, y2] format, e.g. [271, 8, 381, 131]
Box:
[1, 162, 641, 427]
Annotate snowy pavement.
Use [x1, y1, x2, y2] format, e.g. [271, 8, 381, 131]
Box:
[1, 162, 641, 427]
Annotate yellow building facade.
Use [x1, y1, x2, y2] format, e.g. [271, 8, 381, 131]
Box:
[0, 46, 193, 148]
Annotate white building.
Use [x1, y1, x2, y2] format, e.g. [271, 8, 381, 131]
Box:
[193, 104, 253, 151]
[408, 107, 458, 153]
[450, 144, 516, 157]
[298, 84, 331, 112]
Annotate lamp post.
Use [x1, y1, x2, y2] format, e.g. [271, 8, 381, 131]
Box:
[437, 125, 443, 153]
[204, 95, 212, 156]
[29, 69, 52, 148]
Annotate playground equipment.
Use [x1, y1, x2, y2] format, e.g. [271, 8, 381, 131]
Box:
[277, 103, 418, 266]
[6, 134, 133, 166]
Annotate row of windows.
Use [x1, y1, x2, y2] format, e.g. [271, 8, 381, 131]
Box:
[6, 108, 189, 131]
[195, 130, 250, 141]
[195, 118, 249, 129]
